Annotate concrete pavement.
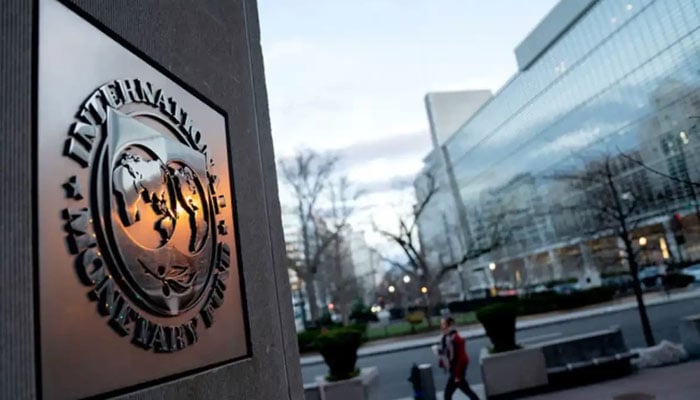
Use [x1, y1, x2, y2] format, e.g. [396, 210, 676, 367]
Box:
[523, 360, 700, 400]
[393, 360, 700, 399]
[304, 296, 700, 400]
[394, 384, 486, 400]
[300, 287, 700, 367]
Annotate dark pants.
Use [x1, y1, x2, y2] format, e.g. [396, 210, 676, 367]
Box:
[444, 373, 479, 400]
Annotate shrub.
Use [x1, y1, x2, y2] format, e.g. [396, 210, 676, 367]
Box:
[557, 286, 616, 310]
[347, 322, 369, 341]
[388, 307, 405, 320]
[544, 278, 578, 288]
[315, 327, 365, 381]
[405, 311, 425, 323]
[297, 329, 321, 353]
[407, 305, 428, 314]
[601, 270, 629, 279]
[516, 287, 616, 315]
[476, 303, 518, 353]
[641, 275, 661, 288]
[316, 312, 342, 329]
[663, 273, 694, 289]
[517, 290, 559, 315]
[448, 296, 516, 314]
[405, 311, 425, 333]
[349, 303, 379, 324]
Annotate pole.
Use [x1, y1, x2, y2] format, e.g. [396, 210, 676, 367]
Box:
[298, 285, 308, 329]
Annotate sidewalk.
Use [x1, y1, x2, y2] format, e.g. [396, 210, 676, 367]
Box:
[394, 384, 486, 400]
[394, 361, 700, 400]
[300, 287, 700, 366]
[523, 360, 700, 400]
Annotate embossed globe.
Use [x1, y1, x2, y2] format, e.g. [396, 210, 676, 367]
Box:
[98, 107, 217, 317]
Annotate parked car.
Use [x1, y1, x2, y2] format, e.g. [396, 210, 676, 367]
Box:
[638, 266, 661, 288]
[682, 264, 700, 283]
[602, 274, 633, 293]
[532, 284, 549, 293]
[551, 283, 580, 295]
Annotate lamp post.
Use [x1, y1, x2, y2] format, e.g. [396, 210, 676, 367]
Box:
[639, 236, 649, 266]
[420, 285, 429, 310]
[488, 262, 497, 297]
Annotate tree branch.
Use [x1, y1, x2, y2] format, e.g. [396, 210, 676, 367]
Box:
[619, 150, 700, 188]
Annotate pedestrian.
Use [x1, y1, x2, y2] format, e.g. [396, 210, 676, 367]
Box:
[437, 316, 479, 400]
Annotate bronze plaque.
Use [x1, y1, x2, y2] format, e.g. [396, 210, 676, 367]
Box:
[37, 0, 249, 398]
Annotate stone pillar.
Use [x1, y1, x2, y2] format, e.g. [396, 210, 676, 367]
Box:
[663, 219, 684, 262]
[1, 1, 302, 399]
[548, 249, 563, 281]
[579, 243, 601, 287]
[523, 255, 535, 286]
[617, 237, 630, 269]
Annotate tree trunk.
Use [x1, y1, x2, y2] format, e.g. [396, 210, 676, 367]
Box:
[624, 236, 656, 347]
[303, 274, 320, 323]
[607, 164, 656, 348]
[424, 280, 439, 328]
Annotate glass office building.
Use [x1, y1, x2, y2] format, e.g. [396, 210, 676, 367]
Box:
[419, 0, 700, 293]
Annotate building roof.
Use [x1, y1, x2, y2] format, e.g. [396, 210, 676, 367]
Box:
[514, 0, 598, 71]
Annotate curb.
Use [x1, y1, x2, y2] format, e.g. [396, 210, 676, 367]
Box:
[300, 288, 700, 367]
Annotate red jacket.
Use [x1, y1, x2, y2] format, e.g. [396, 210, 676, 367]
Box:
[440, 329, 470, 377]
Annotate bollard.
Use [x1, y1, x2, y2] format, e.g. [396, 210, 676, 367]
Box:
[409, 363, 437, 400]
[418, 364, 437, 400]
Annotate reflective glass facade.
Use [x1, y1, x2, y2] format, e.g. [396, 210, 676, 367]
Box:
[424, 0, 700, 292]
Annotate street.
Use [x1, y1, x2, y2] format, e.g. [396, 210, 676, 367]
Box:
[301, 296, 700, 400]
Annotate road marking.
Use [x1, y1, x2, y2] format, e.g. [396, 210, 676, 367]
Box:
[519, 332, 562, 343]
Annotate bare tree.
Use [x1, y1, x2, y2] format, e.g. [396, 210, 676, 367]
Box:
[619, 149, 700, 225]
[280, 150, 361, 326]
[552, 154, 656, 346]
[280, 150, 341, 324]
[376, 174, 502, 325]
[327, 177, 363, 325]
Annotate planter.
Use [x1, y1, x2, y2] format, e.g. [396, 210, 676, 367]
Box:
[316, 327, 364, 381]
[315, 367, 380, 400]
[304, 383, 322, 400]
[480, 347, 548, 399]
[679, 314, 700, 358]
[477, 303, 518, 353]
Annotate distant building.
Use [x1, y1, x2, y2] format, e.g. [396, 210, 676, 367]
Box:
[282, 213, 312, 331]
[349, 230, 381, 305]
[416, 90, 492, 301]
[282, 212, 336, 329]
[283, 214, 380, 328]
[425, 90, 492, 148]
[416, 0, 700, 293]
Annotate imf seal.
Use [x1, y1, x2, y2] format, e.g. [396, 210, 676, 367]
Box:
[61, 79, 232, 352]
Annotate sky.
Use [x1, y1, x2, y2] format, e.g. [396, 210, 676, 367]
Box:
[258, 0, 559, 245]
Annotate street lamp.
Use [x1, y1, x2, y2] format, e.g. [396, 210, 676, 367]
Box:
[420, 286, 428, 294]
[403, 275, 411, 284]
[639, 236, 650, 266]
[388, 285, 396, 294]
[488, 262, 496, 271]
